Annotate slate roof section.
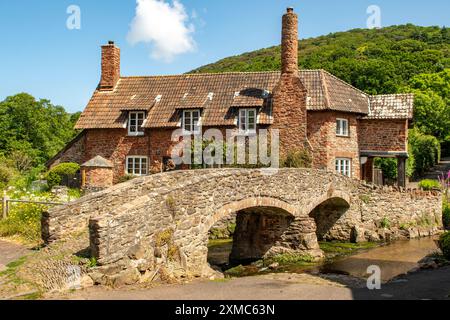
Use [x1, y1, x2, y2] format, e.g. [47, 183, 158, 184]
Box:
[366, 94, 414, 120]
[81, 155, 113, 168]
[75, 70, 413, 129]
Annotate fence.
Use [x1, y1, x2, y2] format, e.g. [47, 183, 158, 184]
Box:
[2, 192, 63, 219]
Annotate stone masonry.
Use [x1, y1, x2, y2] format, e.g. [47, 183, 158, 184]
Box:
[43, 168, 442, 283]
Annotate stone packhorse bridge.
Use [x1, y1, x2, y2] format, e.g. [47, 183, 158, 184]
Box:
[43, 168, 442, 282]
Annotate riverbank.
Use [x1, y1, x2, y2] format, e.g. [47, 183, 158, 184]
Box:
[44, 265, 450, 300]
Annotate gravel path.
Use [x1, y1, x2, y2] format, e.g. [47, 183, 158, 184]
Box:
[49, 267, 450, 300]
[0, 239, 27, 272]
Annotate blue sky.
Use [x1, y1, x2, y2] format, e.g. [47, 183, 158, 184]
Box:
[0, 0, 448, 113]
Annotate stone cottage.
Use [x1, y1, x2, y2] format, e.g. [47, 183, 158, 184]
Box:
[48, 8, 413, 189]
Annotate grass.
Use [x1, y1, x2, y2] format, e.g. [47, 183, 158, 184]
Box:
[268, 253, 315, 264]
[319, 241, 377, 256]
[0, 256, 28, 278]
[0, 256, 41, 299]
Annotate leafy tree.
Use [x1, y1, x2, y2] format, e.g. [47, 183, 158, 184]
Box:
[0, 93, 79, 165]
[406, 69, 450, 141]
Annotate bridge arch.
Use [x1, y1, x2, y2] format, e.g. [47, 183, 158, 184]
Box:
[205, 197, 301, 266]
[206, 197, 299, 232]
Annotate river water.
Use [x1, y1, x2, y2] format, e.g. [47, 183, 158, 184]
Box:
[208, 236, 440, 282]
[319, 237, 440, 281]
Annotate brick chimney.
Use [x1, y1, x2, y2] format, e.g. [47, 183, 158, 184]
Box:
[281, 7, 299, 75]
[99, 41, 120, 90]
[271, 8, 310, 157]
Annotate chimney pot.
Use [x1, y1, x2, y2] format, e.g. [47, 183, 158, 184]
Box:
[287, 7, 294, 13]
[108, 40, 115, 45]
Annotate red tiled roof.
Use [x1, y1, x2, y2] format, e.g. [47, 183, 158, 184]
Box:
[75, 70, 412, 129]
[365, 94, 414, 120]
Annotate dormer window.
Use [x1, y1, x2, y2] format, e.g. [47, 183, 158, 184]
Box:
[336, 118, 349, 137]
[128, 111, 145, 136]
[182, 109, 201, 135]
[238, 108, 257, 135]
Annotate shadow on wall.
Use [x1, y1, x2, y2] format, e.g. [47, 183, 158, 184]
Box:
[309, 197, 350, 241]
[229, 206, 295, 264]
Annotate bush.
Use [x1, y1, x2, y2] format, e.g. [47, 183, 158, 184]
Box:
[418, 179, 441, 190]
[409, 129, 441, 176]
[0, 203, 43, 243]
[45, 163, 80, 189]
[281, 150, 312, 168]
[374, 158, 397, 180]
[0, 163, 14, 189]
[443, 201, 450, 230]
[438, 232, 450, 260]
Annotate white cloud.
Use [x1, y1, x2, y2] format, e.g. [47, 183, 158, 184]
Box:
[127, 0, 196, 62]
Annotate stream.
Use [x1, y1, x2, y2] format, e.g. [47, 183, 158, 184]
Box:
[208, 236, 441, 282]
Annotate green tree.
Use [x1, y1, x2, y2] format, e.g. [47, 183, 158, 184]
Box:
[0, 93, 79, 166]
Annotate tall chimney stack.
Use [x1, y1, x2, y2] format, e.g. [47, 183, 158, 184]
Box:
[281, 7, 299, 75]
[272, 8, 309, 158]
[100, 41, 120, 90]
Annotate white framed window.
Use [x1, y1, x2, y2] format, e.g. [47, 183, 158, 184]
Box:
[238, 108, 257, 134]
[126, 156, 148, 176]
[335, 158, 351, 177]
[128, 111, 145, 136]
[182, 109, 201, 134]
[336, 118, 349, 136]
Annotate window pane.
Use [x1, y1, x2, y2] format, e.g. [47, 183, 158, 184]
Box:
[336, 120, 341, 135]
[343, 121, 348, 135]
[193, 111, 200, 132]
[193, 111, 200, 121]
[141, 159, 147, 174]
[184, 112, 191, 132]
[240, 114, 246, 131]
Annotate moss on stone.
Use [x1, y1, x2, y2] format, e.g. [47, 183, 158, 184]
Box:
[359, 194, 371, 204]
[319, 241, 377, 255]
[267, 253, 315, 265]
[155, 228, 174, 247]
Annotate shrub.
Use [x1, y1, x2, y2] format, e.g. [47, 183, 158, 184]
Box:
[380, 217, 391, 229]
[45, 163, 80, 189]
[0, 203, 43, 243]
[374, 158, 397, 180]
[409, 129, 441, 176]
[281, 150, 312, 168]
[443, 201, 450, 230]
[0, 163, 14, 189]
[418, 179, 441, 190]
[438, 232, 450, 260]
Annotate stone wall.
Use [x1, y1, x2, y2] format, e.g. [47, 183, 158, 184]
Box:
[43, 168, 442, 283]
[359, 119, 408, 152]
